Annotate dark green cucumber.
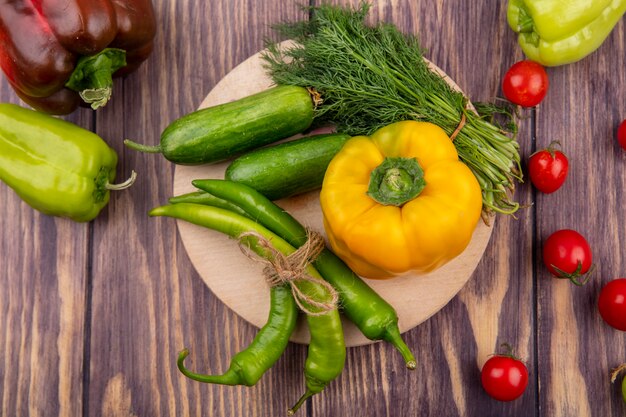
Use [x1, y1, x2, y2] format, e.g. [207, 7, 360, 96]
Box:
[225, 132, 350, 200]
[124, 85, 314, 165]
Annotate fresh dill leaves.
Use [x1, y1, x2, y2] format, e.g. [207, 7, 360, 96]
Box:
[262, 3, 522, 217]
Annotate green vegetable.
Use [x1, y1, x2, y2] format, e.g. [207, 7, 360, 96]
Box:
[177, 284, 298, 386]
[124, 85, 315, 165]
[288, 301, 345, 415]
[507, 0, 626, 66]
[0, 103, 136, 222]
[149, 202, 346, 414]
[191, 179, 417, 369]
[262, 3, 521, 217]
[225, 132, 351, 200]
[169, 191, 252, 219]
[65, 48, 128, 110]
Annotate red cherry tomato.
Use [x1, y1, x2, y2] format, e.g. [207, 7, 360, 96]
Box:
[542, 229, 593, 285]
[481, 352, 529, 401]
[502, 60, 549, 107]
[617, 120, 626, 150]
[598, 279, 626, 331]
[528, 142, 568, 193]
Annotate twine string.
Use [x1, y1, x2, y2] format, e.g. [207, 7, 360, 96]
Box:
[450, 111, 467, 142]
[237, 230, 339, 316]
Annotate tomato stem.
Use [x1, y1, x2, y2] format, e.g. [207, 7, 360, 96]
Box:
[550, 261, 594, 286]
[530, 140, 562, 159]
[486, 342, 524, 362]
[499, 343, 523, 361]
[610, 364, 626, 383]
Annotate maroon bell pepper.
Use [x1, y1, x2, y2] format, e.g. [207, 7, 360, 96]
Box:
[0, 0, 156, 115]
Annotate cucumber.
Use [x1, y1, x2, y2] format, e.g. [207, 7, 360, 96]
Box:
[124, 85, 314, 165]
[225, 132, 350, 200]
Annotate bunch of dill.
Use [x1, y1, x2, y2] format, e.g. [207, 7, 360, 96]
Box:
[262, 3, 522, 218]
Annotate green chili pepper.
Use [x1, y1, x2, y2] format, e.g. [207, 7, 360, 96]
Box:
[169, 191, 252, 219]
[0, 103, 136, 222]
[177, 284, 298, 386]
[189, 179, 417, 369]
[149, 203, 346, 413]
[507, 0, 626, 66]
[288, 299, 345, 415]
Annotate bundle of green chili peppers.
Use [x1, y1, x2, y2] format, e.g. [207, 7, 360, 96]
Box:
[151, 179, 417, 414]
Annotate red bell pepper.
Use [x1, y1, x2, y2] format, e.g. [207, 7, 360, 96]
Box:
[0, 0, 156, 115]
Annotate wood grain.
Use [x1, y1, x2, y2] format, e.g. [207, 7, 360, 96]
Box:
[535, 15, 626, 417]
[308, 1, 535, 416]
[0, 89, 91, 416]
[87, 1, 310, 416]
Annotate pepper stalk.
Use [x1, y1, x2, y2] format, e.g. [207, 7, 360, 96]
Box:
[65, 48, 127, 110]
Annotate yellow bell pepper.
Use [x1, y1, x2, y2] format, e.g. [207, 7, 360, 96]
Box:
[320, 120, 483, 279]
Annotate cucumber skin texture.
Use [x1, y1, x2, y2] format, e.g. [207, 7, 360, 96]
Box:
[225, 132, 351, 200]
[160, 85, 314, 165]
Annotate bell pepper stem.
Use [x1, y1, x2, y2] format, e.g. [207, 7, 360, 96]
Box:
[513, 2, 534, 33]
[65, 48, 127, 110]
[177, 348, 242, 385]
[105, 170, 137, 191]
[93, 168, 136, 203]
[79, 88, 112, 110]
[517, 14, 534, 33]
[367, 157, 426, 206]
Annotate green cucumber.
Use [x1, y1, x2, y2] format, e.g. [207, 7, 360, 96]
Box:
[124, 85, 314, 165]
[225, 132, 350, 200]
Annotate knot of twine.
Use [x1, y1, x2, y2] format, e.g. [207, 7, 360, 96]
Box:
[237, 230, 339, 316]
[449, 112, 467, 142]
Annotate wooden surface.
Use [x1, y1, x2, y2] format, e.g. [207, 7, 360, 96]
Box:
[0, 1, 625, 416]
[172, 46, 493, 346]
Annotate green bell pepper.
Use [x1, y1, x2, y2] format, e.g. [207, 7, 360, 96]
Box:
[0, 103, 136, 222]
[507, 0, 626, 66]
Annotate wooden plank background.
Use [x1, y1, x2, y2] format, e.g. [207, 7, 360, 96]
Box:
[0, 0, 625, 416]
